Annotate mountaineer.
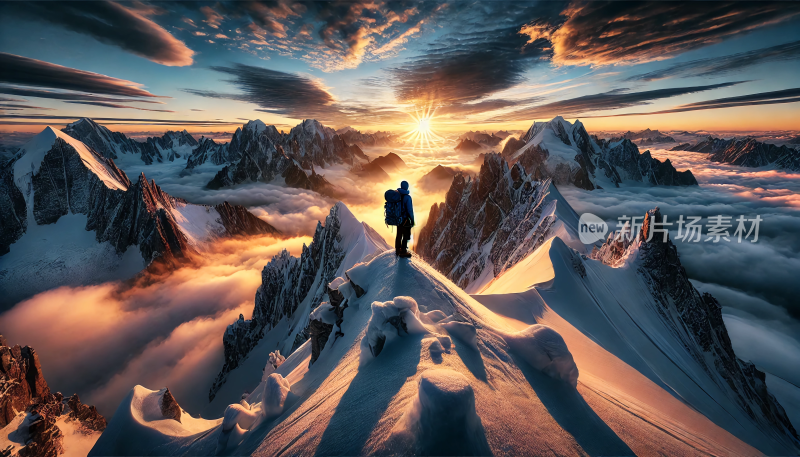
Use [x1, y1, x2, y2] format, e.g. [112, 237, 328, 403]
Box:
[384, 180, 415, 258]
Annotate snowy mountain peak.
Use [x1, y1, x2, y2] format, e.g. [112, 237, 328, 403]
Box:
[244, 119, 268, 134]
[14, 125, 128, 191]
[505, 116, 696, 189]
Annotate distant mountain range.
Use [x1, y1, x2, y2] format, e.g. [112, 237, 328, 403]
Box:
[613, 128, 676, 145]
[671, 136, 800, 171]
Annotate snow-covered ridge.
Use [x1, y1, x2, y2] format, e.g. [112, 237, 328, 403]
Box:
[95, 245, 777, 456]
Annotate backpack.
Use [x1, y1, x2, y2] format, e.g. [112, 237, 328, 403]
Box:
[384, 190, 404, 226]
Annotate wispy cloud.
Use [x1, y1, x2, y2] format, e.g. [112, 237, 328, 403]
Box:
[2, 1, 194, 66]
[490, 81, 744, 121]
[0, 53, 162, 98]
[626, 40, 800, 81]
[543, 2, 800, 66]
[584, 87, 800, 118]
[65, 100, 175, 113]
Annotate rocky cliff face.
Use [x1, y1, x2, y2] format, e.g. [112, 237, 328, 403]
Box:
[0, 335, 106, 457]
[209, 204, 349, 400]
[417, 153, 556, 290]
[503, 117, 697, 189]
[62, 118, 196, 165]
[205, 120, 349, 196]
[1, 127, 279, 266]
[591, 209, 799, 449]
[184, 137, 230, 169]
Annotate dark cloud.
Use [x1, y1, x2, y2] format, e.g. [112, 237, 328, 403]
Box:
[491, 81, 743, 121]
[543, 2, 800, 66]
[184, 63, 405, 124]
[1, 1, 194, 66]
[391, 2, 562, 106]
[0, 86, 165, 104]
[0, 114, 235, 126]
[626, 40, 800, 82]
[0, 53, 162, 98]
[65, 101, 175, 113]
[0, 96, 26, 103]
[436, 99, 532, 117]
[586, 87, 800, 118]
[185, 63, 332, 114]
[0, 103, 55, 111]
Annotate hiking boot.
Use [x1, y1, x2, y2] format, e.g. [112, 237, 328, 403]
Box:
[398, 249, 412, 258]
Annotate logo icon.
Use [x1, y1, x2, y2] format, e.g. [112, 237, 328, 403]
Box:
[578, 213, 608, 244]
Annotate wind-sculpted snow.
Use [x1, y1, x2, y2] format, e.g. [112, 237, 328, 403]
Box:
[379, 368, 491, 456]
[504, 324, 579, 387]
[209, 203, 389, 400]
[360, 296, 427, 365]
[506, 116, 697, 189]
[94, 246, 775, 456]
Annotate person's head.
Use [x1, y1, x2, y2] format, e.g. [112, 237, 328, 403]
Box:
[400, 181, 409, 192]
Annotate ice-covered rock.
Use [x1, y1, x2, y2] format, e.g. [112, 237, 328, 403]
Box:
[384, 369, 490, 456]
[360, 296, 428, 365]
[505, 324, 579, 387]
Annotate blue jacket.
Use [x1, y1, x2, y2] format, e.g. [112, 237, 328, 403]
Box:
[398, 188, 414, 226]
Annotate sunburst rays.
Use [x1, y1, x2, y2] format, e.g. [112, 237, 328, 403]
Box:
[400, 103, 446, 152]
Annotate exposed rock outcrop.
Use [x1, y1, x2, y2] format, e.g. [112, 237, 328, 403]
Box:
[159, 388, 181, 423]
[0, 337, 106, 457]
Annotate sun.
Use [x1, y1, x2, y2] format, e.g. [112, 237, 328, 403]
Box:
[418, 118, 431, 134]
[401, 103, 445, 152]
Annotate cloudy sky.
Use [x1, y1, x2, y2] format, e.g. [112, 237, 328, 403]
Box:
[1, 0, 799, 138]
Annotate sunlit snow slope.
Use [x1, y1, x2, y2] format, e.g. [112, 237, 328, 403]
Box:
[93, 222, 773, 456]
